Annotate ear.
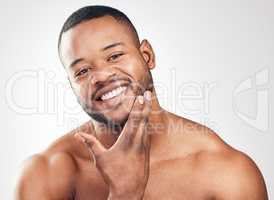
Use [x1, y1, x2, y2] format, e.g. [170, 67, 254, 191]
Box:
[139, 39, 156, 70]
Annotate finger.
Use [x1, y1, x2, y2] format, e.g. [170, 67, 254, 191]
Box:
[116, 95, 145, 148]
[143, 90, 152, 118]
[74, 132, 106, 157]
[135, 90, 152, 149]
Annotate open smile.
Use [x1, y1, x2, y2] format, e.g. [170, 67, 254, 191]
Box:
[100, 86, 127, 101]
[92, 79, 133, 109]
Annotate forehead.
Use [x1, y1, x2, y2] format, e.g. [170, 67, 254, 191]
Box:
[59, 16, 136, 67]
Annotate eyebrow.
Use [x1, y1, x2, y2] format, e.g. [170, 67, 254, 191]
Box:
[69, 58, 84, 68]
[101, 42, 124, 51]
[69, 42, 124, 68]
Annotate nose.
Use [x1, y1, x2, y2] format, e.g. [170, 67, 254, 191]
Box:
[90, 68, 116, 86]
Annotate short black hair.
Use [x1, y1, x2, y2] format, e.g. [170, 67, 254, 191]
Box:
[58, 5, 139, 51]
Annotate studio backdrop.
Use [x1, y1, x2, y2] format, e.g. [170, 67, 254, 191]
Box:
[1, 0, 273, 199]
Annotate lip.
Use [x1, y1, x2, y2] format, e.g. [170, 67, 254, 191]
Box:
[93, 79, 131, 101]
[96, 85, 130, 109]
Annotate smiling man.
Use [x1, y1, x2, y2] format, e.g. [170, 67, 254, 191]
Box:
[15, 5, 268, 200]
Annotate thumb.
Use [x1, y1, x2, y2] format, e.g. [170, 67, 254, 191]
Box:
[74, 132, 106, 157]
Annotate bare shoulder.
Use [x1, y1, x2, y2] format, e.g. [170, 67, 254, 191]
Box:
[170, 115, 268, 199]
[15, 153, 76, 199]
[191, 127, 268, 200]
[15, 121, 93, 200]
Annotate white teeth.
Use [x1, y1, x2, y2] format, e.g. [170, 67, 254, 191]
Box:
[101, 86, 127, 101]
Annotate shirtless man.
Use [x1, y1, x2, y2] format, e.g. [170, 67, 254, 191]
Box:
[15, 5, 268, 200]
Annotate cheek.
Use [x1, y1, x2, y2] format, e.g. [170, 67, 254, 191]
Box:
[71, 81, 91, 103]
[120, 54, 147, 81]
[80, 83, 94, 104]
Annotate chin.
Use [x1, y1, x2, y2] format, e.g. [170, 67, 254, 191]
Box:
[85, 96, 134, 127]
[106, 109, 131, 125]
[82, 82, 142, 126]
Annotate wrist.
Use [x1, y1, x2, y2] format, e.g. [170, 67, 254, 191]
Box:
[108, 188, 144, 200]
[108, 194, 143, 200]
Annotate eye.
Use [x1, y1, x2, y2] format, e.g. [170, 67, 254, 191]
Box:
[107, 53, 124, 62]
[75, 68, 90, 77]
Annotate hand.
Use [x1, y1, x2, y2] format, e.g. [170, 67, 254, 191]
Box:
[75, 91, 152, 200]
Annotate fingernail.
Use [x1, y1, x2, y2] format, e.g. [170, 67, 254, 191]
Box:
[144, 91, 151, 101]
[138, 96, 144, 104]
[74, 134, 85, 143]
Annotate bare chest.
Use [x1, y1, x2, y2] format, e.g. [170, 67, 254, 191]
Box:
[74, 163, 213, 200]
[143, 168, 213, 200]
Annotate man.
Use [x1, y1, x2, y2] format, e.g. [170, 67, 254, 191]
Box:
[15, 5, 268, 200]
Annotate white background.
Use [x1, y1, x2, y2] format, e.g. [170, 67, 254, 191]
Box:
[1, 0, 273, 199]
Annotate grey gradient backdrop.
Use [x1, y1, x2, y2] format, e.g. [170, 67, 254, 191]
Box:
[1, 0, 273, 199]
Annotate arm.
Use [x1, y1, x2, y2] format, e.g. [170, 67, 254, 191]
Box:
[15, 153, 76, 200]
